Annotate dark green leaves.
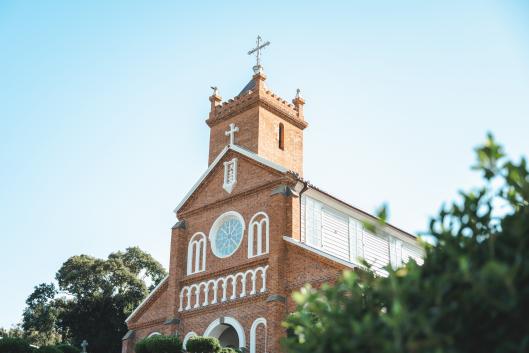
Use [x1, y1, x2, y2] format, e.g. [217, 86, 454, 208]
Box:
[21, 247, 167, 353]
[472, 132, 505, 180]
[0, 337, 33, 353]
[283, 135, 529, 353]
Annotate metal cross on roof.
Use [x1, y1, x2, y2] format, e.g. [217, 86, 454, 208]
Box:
[247, 35, 270, 73]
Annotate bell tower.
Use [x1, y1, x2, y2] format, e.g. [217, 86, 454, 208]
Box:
[205, 37, 308, 176]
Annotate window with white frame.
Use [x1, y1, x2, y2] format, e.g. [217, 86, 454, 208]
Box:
[248, 212, 269, 258]
[223, 158, 238, 193]
[187, 232, 206, 275]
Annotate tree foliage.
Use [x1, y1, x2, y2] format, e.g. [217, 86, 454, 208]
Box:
[283, 134, 529, 353]
[0, 325, 25, 339]
[22, 283, 63, 346]
[22, 247, 166, 353]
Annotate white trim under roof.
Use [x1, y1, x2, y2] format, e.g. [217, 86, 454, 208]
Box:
[283, 236, 366, 271]
[125, 275, 168, 323]
[173, 144, 288, 214]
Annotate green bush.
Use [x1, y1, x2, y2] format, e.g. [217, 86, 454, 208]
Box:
[37, 346, 62, 353]
[54, 344, 80, 353]
[135, 335, 182, 353]
[185, 337, 221, 353]
[219, 348, 237, 353]
[0, 337, 33, 353]
[283, 135, 529, 352]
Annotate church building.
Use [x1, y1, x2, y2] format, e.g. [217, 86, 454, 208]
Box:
[122, 38, 423, 353]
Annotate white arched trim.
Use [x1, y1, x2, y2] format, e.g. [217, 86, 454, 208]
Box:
[248, 212, 270, 258]
[178, 265, 269, 312]
[187, 232, 207, 275]
[209, 211, 246, 258]
[182, 331, 197, 349]
[203, 316, 246, 348]
[250, 317, 267, 353]
[147, 331, 162, 338]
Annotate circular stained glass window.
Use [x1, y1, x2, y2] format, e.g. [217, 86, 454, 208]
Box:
[210, 212, 245, 258]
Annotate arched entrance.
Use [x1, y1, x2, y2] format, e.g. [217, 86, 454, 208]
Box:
[209, 324, 239, 348]
[204, 317, 246, 349]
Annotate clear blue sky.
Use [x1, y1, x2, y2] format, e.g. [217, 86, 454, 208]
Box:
[1, 0, 528, 328]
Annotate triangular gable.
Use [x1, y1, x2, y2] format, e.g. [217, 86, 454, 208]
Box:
[174, 145, 288, 214]
[125, 276, 168, 324]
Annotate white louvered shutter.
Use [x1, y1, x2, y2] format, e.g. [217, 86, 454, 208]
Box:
[321, 208, 350, 260]
[402, 242, 424, 265]
[362, 230, 390, 276]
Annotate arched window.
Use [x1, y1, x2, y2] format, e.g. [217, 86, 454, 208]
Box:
[248, 212, 269, 258]
[147, 332, 162, 338]
[250, 317, 267, 353]
[278, 123, 285, 150]
[187, 232, 206, 275]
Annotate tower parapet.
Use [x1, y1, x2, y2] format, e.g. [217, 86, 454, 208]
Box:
[206, 71, 308, 176]
[207, 72, 307, 129]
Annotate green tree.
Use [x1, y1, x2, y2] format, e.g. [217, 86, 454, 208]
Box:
[283, 134, 529, 353]
[22, 247, 167, 353]
[0, 325, 25, 339]
[22, 283, 63, 346]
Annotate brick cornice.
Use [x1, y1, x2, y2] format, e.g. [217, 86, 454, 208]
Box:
[206, 89, 308, 130]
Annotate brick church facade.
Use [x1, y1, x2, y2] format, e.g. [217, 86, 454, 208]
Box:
[121, 63, 423, 353]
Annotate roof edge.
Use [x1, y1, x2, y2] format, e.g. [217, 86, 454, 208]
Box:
[283, 236, 365, 270]
[305, 186, 416, 239]
[125, 275, 169, 324]
[173, 145, 288, 214]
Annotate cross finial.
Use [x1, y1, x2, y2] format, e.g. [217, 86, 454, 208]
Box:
[247, 35, 270, 74]
[225, 123, 239, 145]
[81, 340, 88, 353]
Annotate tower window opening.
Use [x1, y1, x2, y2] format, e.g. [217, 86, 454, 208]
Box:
[278, 123, 285, 150]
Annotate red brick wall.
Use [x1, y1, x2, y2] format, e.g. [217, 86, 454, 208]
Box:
[208, 106, 260, 165]
[257, 107, 304, 176]
[124, 76, 350, 353]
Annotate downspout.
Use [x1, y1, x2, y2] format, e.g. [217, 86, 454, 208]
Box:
[298, 180, 309, 243]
